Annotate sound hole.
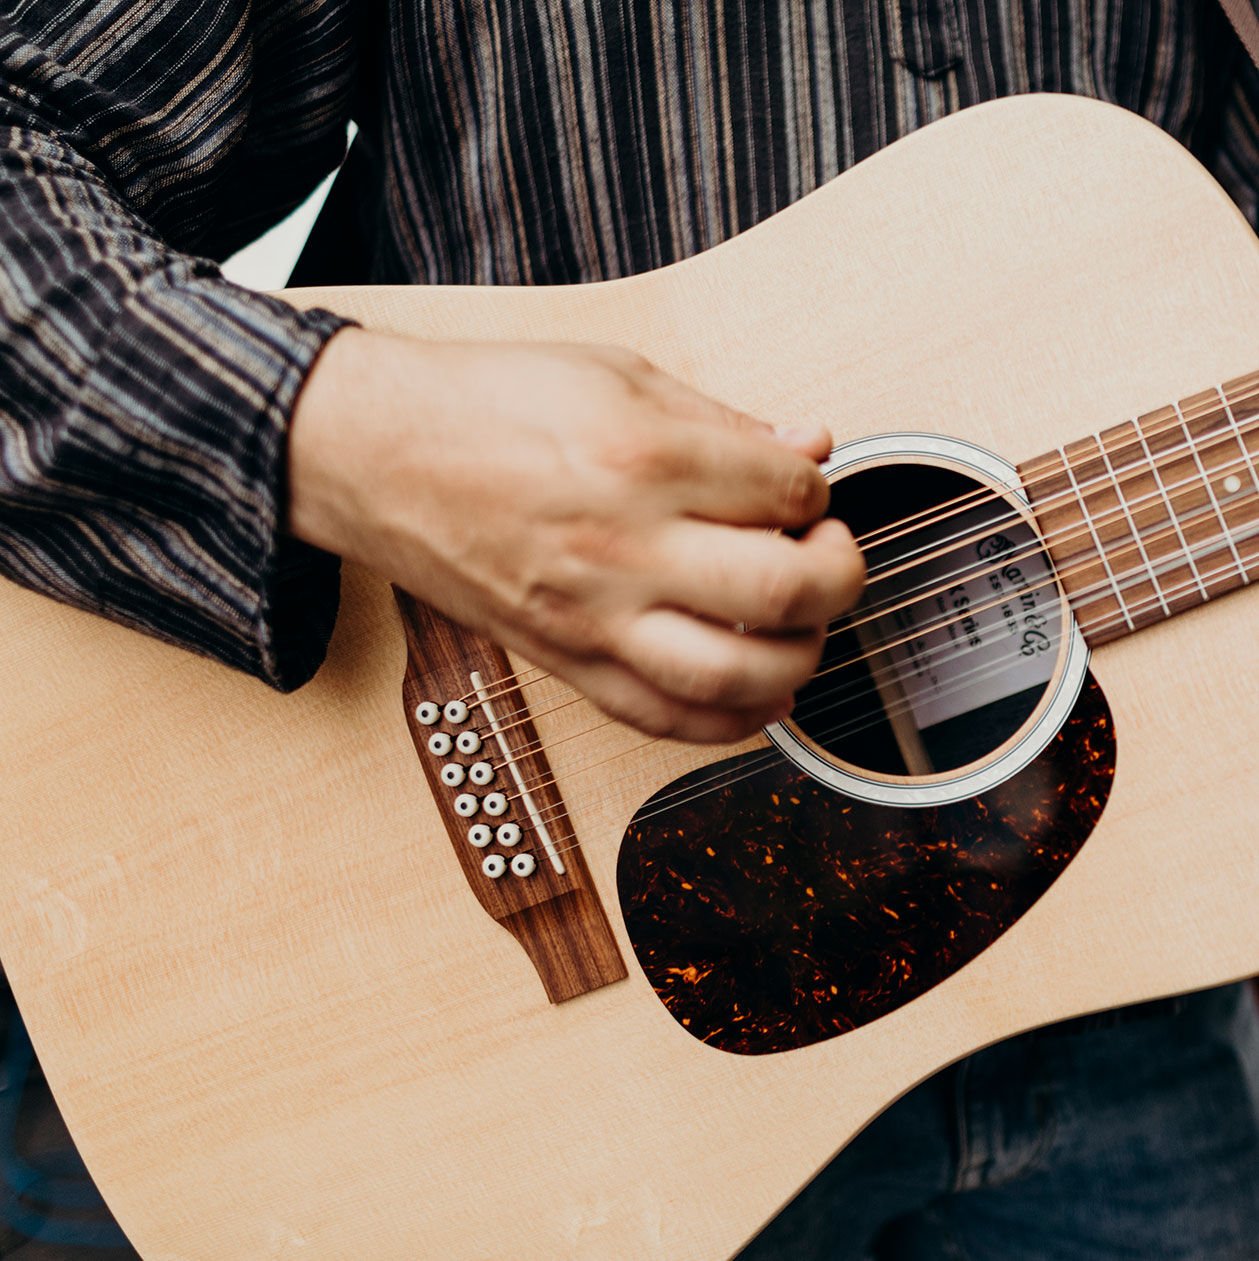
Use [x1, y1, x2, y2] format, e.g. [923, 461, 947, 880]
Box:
[791, 462, 1063, 777]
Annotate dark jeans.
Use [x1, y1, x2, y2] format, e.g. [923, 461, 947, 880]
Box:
[3, 978, 1258, 1259]
[741, 983, 1259, 1260]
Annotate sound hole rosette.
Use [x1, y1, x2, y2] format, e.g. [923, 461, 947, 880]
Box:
[764, 433, 1090, 808]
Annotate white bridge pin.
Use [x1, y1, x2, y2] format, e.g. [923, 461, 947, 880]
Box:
[496, 823, 521, 847]
[482, 854, 507, 879]
[469, 761, 494, 786]
[414, 701, 441, 726]
[468, 824, 493, 848]
[441, 763, 467, 787]
[510, 853, 536, 878]
[455, 731, 482, 755]
[427, 732, 453, 757]
[454, 793, 479, 817]
[482, 792, 508, 817]
[443, 700, 470, 724]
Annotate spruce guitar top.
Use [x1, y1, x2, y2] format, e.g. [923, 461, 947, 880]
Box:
[2, 95, 1258, 1259]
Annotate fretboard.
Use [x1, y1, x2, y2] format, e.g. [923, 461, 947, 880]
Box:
[1018, 370, 1259, 646]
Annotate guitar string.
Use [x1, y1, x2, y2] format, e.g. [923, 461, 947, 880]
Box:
[530, 506, 1177, 835]
[830, 378, 1259, 555]
[742, 389, 1259, 629]
[805, 461, 1253, 687]
[509, 604, 1057, 817]
[468, 439, 1256, 809]
[490, 497, 1255, 852]
[625, 539, 1191, 831]
[521, 631, 1062, 844]
[462, 433, 1259, 770]
[456, 395, 1259, 725]
[523, 641, 1063, 859]
[516, 540, 1252, 867]
[458, 389, 1259, 853]
[495, 436, 1222, 756]
[510, 492, 1252, 841]
[489, 592, 1042, 799]
[451, 383, 1259, 712]
[458, 413, 1258, 726]
[525, 642, 1056, 857]
[486, 505, 1069, 788]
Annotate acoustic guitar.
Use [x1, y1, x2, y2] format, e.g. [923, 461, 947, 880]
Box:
[2, 93, 1259, 1259]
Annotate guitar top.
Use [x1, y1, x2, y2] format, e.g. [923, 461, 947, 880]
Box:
[1, 95, 1258, 1259]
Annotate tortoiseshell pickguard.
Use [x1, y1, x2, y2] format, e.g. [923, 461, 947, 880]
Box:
[616, 673, 1115, 1055]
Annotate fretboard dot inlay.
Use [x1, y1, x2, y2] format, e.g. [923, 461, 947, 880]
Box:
[1019, 370, 1259, 647]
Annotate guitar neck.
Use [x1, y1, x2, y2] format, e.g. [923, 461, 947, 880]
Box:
[1018, 370, 1259, 645]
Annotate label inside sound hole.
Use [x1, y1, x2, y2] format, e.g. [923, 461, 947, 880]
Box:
[787, 459, 1068, 780]
[862, 506, 1060, 734]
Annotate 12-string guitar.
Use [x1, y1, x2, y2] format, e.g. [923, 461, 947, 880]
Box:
[2, 95, 1259, 1259]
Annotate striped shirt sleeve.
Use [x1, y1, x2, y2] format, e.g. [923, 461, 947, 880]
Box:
[1212, 45, 1259, 231]
[0, 3, 358, 691]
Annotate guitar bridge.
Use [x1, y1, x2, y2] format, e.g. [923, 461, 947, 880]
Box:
[395, 590, 627, 1003]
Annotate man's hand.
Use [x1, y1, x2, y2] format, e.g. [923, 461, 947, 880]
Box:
[287, 328, 865, 742]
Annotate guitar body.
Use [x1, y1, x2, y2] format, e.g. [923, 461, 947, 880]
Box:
[2, 95, 1259, 1259]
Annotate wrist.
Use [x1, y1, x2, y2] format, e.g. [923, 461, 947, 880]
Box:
[286, 325, 405, 558]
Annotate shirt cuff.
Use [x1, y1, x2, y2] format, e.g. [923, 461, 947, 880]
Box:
[72, 266, 358, 691]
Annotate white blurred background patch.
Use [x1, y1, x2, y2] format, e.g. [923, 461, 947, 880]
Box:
[222, 124, 355, 291]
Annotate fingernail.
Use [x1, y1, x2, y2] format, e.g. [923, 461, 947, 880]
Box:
[776, 423, 833, 451]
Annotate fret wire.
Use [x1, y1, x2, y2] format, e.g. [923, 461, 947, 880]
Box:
[1057, 441, 1135, 630]
[1131, 417, 1209, 603]
[857, 377, 1259, 561]
[1118, 507, 1256, 595]
[1093, 431, 1169, 617]
[872, 383, 1256, 595]
[826, 442, 1259, 678]
[802, 436, 1256, 670]
[1172, 400, 1247, 585]
[1216, 386, 1259, 493]
[1088, 522, 1259, 635]
[804, 484, 1250, 689]
[856, 387, 1259, 622]
[866, 412, 1254, 610]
